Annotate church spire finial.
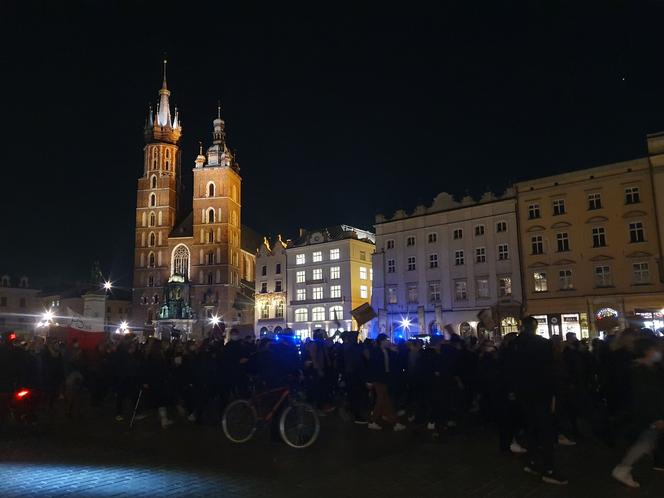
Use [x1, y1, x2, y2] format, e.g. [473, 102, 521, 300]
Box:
[162, 58, 168, 89]
[217, 100, 221, 119]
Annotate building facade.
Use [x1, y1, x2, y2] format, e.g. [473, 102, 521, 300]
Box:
[515, 159, 664, 337]
[0, 275, 41, 336]
[132, 63, 256, 339]
[372, 191, 523, 339]
[283, 226, 375, 338]
[254, 236, 288, 335]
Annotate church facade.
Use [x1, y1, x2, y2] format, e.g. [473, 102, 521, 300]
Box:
[132, 62, 256, 339]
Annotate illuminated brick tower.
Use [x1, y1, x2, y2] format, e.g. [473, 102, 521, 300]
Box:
[132, 64, 256, 338]
[133, 60, 182, 325]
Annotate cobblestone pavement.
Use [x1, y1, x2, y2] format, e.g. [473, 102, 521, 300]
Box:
[1, 408, 663, 497]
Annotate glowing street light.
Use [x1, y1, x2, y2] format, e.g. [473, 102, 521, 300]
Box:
[399, 316, 412, 331]
[103, 281, 113, 291]
[210, 314, 221, 327]
[119, 321, 129, 333]
[42, 310, 55, 323]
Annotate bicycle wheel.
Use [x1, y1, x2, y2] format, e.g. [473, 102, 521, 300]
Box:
[222, 399, 257, 443]
[279, 401, 320, 449]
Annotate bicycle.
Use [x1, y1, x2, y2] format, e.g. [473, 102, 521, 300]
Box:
[222, 383, 320, 449]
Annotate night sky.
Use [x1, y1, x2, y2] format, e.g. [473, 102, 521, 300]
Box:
[3, 1, 664, 288]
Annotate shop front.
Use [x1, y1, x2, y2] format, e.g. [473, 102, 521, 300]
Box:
[531, 312, 589, 339]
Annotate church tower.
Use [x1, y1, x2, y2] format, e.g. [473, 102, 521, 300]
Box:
[191, 106, 244, 323]
[132, 60, 182, 325]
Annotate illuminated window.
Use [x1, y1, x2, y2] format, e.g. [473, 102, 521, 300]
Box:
[260, 303, 269, 319]
[633, 262, 650, 284]
[360, 285, 369, 299]
[296, 288, 306, 301]
[313, 268, 322, 280]
[534, 272, 548, 292]
[312, 307, 325, 321]
[275, 302, 284, 317]
[359, 267, 368, 279]
[330, 266, 340, 279]
[329, 305, 343, 320]
[296, 254, 306, 265]
[330, 285, 341, 298]
[295, 309, 308, 322]
[499, 277, 512, 296]
[296, 271, 305, 283]
[313, 251, 322, 262]
[330, 248, 340, 260]
[312, 287, 323, 300]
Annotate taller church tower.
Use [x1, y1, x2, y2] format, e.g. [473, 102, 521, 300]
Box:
[132, 60, 182, 325]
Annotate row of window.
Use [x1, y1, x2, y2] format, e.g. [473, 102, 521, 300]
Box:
[530, 223, 645, 255]
[294, 305, 345, 322]
[259, 301, 285, 319]
[296, 248, 340, 264]
[385, 277, 513, 305]
[260, 263, 282, 277]
[259, 281, 283, 293]
[294, 284, 370, 301]
[386, 222, 509, 250]
[532, 262, 651, 291]
[387, 244, 510, 273]
[527, 187, 641, 220]
[0, 296, 28, 307]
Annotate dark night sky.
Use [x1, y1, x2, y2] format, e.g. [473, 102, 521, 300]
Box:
[3, 1, 664, 288]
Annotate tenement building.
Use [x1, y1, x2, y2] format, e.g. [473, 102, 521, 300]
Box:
[132, 62, 256, 338]
[0, 275, 40, 336]
[372, 191, 523, 339]
[254, 235, 288, 335]
[516, 159, 664, 337]
[262, 226, 375, 338]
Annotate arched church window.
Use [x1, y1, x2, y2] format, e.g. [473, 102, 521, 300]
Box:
[149, 193, 156, 207]
[207, 208, 215, 224]
[151, 175, 157, 189]
[207, 231, 214, 243]
[148, 252, 155, 268]
[172, 244, 190, 278]
[208, 182, 215, 197]
[207, 273, 214, 285]
[165, 160, 170, 170]
[207, 252, 214, 265]
[165, 149, 170, 159]
[149, 232, 156, 247]
[231, 211, 237, 226]
[149, 212, 156, 227]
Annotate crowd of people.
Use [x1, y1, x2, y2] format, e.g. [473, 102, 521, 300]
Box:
[1, 317, 663, 488]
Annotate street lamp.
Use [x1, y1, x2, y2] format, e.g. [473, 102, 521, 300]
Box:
[119, 321, 129, 334]
[103, 281, 113, 291]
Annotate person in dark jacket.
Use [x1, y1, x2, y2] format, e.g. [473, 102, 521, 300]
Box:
[366, 334, 406, 431]
[507, 316, 567, 485]
[611, 337, 664, 488]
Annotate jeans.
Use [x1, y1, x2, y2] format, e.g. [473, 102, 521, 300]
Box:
[521, 397, 555, 472]
[620, 427, 662, 468]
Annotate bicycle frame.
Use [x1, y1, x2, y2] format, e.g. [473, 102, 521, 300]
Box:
[251, 386, 290, 423]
